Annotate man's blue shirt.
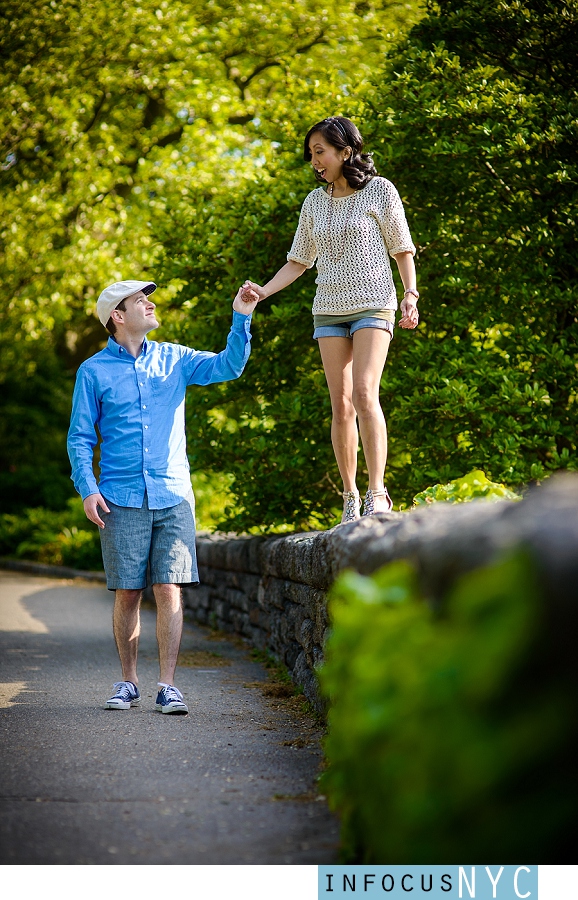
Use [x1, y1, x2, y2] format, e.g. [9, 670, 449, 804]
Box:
[67, 311, 252, 509]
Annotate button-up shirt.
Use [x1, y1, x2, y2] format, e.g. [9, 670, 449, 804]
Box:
[67, 311, 252, 509]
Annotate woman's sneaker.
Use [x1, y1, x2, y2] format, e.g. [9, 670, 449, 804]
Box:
[155, 684, 189, 715]
[105, 681, 141, 710]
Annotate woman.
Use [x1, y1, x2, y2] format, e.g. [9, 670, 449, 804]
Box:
[242, 116, 419, 523]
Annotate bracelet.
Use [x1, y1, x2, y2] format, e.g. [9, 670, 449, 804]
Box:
[404, 288, 419, 300]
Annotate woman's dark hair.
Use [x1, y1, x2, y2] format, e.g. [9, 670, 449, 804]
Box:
[303, 116, 377, 189]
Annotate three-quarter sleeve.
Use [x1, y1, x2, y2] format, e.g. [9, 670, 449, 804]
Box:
[377, 182, 416, 258]
[287, 194, 317, 268]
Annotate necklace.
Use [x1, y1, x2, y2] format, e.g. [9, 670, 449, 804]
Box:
[326, 182, 356, 262]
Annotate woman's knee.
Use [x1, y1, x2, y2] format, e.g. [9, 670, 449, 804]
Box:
[331, 396, 356, 426]
[352, 385, 382, 418]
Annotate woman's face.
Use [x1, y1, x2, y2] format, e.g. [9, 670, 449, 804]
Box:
[308, 131, 349, 184]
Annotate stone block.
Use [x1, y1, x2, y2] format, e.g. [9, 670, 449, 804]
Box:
[257, 576, 286, 611]
[214, 599, 230, 622]
[299, 618, 315, 655]
[224, 587, 248, 611]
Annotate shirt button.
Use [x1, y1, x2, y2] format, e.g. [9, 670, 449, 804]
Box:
[144, 425, 149, 429]
[142, 405, 147, 409]
[139, 382, 144, 386]
[144, 469, 148, 475]
[145, 448, 149, 452]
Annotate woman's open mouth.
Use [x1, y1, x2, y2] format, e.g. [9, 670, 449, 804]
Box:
[315, 168, 327, 179]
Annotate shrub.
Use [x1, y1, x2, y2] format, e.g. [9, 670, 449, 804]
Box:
[412, 469, 520, 506]
[0, 498, 102, 570]
[319, 552, 576, 862]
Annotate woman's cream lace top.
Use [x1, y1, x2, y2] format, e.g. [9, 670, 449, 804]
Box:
[287, 176, 415, 315]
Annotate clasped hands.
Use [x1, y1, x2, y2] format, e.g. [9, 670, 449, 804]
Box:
[232, 280, 264, 314]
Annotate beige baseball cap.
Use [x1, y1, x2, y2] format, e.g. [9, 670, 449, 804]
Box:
[96, 280, 157, 327]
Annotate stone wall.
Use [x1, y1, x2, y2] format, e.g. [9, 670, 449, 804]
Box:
[182, 474, 578, 713]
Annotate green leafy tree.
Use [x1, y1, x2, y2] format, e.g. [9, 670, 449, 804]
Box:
[0, 0, 416, 512]
[365, 0, 578, 497]
[159, 0, 577, 530]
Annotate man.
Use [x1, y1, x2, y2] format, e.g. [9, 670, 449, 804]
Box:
[67, 279, 257, 714]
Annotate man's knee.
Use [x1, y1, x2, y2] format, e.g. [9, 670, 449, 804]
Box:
[115, 589, 142, 608]
[152, 583, 182, 608]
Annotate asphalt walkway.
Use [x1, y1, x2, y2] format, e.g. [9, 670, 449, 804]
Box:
[0, 570, 339, 864]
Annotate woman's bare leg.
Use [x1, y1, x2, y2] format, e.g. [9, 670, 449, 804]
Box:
[351, 328, 392, 511]
[317, 336, 358, 493]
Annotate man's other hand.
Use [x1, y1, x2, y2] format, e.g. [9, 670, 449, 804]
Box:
[83, 493, 110, 529]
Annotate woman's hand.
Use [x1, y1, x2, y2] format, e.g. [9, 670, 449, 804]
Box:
[241, 280, 267, 303]
[399, 296, 419, 329]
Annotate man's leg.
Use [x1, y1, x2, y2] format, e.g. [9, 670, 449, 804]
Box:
[149, 495, 197, 714]
[153, 583, 183, 686]
[113, 589, 142, 685]
[99, 496, 152, 709]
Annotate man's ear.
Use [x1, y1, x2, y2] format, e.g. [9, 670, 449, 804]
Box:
[110, 308, 125, 325]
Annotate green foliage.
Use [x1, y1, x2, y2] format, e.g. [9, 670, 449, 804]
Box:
[412, 469, 520, 506]
[364, 0, 578, 499]
[0, 348, 76, 512]
[4, 0, 576, 529]
[159, 0, 577, 529]
[319, 552, 576, 862]
[0, 498, 102, 570]
[1, 0, 417, 515]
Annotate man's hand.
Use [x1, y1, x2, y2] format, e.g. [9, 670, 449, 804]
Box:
[241, 280, 267, 303]
[83, 493, 110, 529]
[399, 296, 419, 329]
[233, 285, 260, 315]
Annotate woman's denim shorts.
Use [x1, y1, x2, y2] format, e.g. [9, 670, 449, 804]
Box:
[313, 316, 394, 341]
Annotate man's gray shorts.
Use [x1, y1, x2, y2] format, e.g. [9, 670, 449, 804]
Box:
[99, 491, 198, 591]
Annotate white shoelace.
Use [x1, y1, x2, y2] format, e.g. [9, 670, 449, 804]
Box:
[111, 681, 136, 700]
[158, 684, 184, 701]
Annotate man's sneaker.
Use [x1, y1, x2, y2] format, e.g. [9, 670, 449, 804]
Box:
[105, 681, 141, 710]
[155, 684, 188, 715]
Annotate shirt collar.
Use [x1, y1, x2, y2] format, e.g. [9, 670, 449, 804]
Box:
[106, 336, 149, 358]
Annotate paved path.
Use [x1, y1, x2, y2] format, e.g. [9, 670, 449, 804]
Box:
[0, 570, 339, 864]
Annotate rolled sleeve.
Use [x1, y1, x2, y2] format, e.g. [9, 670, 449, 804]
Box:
[379, 186, 416, 258]
[287, 195, 317, 268]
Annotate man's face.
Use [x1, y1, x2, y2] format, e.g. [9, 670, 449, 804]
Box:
[115, 290, 159, 334]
